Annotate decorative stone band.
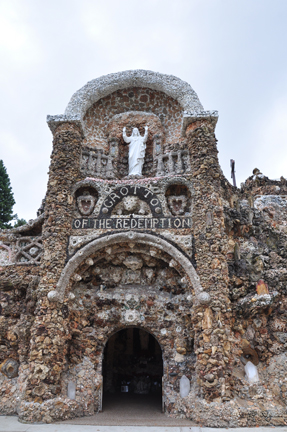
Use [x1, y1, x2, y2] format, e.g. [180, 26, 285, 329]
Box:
[72, 216, 191, 230]
[47, 231, 210, 305]
[99, 185, 163, 217]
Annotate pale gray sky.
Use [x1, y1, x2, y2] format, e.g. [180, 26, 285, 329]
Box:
[1, 0, 287, 221]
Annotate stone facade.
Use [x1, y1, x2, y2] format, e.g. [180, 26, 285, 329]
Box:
[1, 70, 287, 426]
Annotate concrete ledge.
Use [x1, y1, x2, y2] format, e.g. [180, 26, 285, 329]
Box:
[181, 110, 218, 136]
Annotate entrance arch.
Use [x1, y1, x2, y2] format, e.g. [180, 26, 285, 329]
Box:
[102, 327, 163, 412]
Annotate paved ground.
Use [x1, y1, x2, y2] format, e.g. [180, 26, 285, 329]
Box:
[60, 394, 193, 426]
[1, 418, 287, 432]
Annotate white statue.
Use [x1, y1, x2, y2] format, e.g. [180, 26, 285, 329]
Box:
[123, 126, 148, 176]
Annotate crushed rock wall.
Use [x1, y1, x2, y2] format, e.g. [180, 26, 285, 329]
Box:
[1, 71, 287, 426]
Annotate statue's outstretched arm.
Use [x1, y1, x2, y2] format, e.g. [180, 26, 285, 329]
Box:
[123, 127, 131, 143]
[143, 125, 149, 143]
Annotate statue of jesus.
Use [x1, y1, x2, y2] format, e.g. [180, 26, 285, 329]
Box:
[123, 126, 148, 176]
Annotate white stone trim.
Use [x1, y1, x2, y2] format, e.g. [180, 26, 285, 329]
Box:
[47, 70, 211, 134]
[65, 70, 203, 118]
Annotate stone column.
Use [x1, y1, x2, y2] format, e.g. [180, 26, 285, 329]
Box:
[107, 137, 119, 178]
[19, 122, 83, 423]
[185, 120, 233, 404]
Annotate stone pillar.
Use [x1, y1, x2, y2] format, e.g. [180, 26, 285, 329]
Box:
[186, 120, 232, 403]
[19, 123, 83, 422]
[107, 137, 119, 178]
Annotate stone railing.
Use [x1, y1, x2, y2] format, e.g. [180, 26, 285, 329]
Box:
[81, 147, 115, 179]
[81, 144, 192, 179]
[154, 150, 191, 176]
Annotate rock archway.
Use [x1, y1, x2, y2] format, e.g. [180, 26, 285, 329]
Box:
[59, 233, 199, 414]
[48, 231, 210, 304]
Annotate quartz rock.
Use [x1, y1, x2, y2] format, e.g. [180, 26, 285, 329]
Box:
[245, 361, 259, 384]
[180, 375, 190, 398]
[67, 381, 76, 400]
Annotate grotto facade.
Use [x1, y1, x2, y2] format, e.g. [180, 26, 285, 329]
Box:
[1, 70, 287, 426]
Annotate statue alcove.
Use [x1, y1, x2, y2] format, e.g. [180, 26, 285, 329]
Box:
[106, 111, 164, 178]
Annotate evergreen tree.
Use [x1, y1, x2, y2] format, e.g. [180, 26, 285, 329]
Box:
[0, 160, 16, 229]
[13, 215, 27, 227]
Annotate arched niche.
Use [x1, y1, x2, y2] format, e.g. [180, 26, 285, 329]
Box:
[71, 242, 187, 297]
[65, 70, 203, 121]
[47, 70, 217, 139]
[47, 232, 210, 305]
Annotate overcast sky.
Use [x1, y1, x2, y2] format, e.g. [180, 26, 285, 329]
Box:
[1, 0, 287, 221]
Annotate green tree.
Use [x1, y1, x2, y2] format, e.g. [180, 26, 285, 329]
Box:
[0, 160, 16, 229]
[13, 215, 27, 228]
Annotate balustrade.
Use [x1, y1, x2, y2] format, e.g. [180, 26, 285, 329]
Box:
[155, 150, 191, 176]
[81, 147, 116, 179]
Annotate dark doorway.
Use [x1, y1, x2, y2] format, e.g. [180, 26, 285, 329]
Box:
[102, 328, 163, 411]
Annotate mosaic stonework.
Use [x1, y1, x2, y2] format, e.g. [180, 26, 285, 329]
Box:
[1, 70, 287, 426]
[83, 87, 183, 149]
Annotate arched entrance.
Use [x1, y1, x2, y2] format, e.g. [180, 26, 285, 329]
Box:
[48, 231, 200, 418]
[102, 327, 163, 412]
